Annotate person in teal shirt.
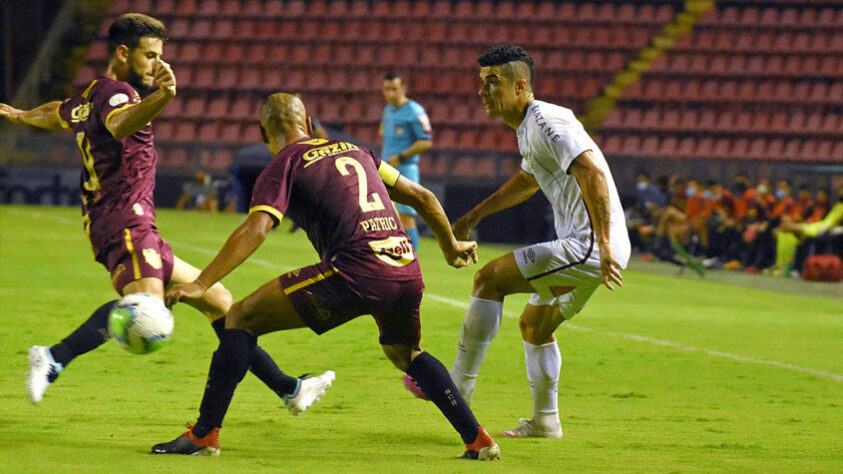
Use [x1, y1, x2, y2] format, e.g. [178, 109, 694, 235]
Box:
[381, 71, 433, 250]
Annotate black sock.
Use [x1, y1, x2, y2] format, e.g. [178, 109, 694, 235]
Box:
[50, 300, 117, 369]
[211, 318, 298, 397]
[193, 328, 256, 438]
[406, 352, 480, 444]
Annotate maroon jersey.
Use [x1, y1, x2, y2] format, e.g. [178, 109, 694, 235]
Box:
[250, 138, 421, 280]
[58, 77, 157, 256]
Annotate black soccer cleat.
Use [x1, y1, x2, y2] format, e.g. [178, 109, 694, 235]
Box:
[151, 423, 220, 456]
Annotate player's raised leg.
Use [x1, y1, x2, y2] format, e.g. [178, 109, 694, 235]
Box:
[26, 274, 163, 404]
[169, 255, 302, 401]
[152, 277, 334, 455]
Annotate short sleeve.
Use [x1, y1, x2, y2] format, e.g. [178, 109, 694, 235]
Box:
[96, 82, 140, 130]
[248, 159, 295, 226]
[57, 98, 72, 129]
[410, 104, 433, 140]
[520, 157, 533, 175]
[549, 121, 592, 173]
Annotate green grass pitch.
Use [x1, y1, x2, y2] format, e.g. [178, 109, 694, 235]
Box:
[1, 205, 840, 473]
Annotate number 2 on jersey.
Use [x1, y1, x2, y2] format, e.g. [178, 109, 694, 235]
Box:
[335, 157, 385, 212]
[75, 132, 101, 191]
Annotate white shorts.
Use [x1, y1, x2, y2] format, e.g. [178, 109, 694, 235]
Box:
[514, 237, 601, 319]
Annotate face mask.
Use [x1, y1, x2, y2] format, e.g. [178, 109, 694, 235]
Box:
[686, 187, 697, 198]
[757, 184, 768, 194]
[702, 190, 713, 200]
[636, 181, 648, 191]
[775, 189, 787, 199]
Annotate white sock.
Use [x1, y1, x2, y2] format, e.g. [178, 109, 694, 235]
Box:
[449, 297, 502, 397]
[524, 340, 561, 426]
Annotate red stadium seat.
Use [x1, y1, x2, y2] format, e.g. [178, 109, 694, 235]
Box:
[783, 138, 800, 160]
[601, 135, 623, 155]
[619, 135, 640, 156]
[696, 137, 714, 158]
[766, 139, 784, 161]
[640, 136, 659, 158]
[173, 121, 196, 143]
[676, 137, 697, 158]
[182, 96, 206, 119]
[711, 138, 730, 159]
[197, 121, 220, 143]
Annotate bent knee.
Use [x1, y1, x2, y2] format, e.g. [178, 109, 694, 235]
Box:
[472, 263, 504, 298]
[225, 300, 253, 330]
[201, 283, 233, 317]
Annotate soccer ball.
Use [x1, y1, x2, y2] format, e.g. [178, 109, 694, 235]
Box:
[108, 293, 174, 354]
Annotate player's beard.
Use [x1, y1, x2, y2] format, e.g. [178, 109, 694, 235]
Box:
[127, 65, 155, 96]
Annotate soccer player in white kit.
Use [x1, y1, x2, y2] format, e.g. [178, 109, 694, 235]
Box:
[406, 44, 630, 438]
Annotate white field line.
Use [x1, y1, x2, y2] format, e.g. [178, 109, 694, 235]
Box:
[12, 208, 843, 382]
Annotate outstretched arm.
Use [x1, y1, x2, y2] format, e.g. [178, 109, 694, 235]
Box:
[0, 101, 65, 131]
[569, 150, 623, 290]
[165, 211, 275, 306]
[106, 60, 176, 139]
[452, 170, 540, 239]
[387, 138, 433, 166]
[388, 175, 478, 268]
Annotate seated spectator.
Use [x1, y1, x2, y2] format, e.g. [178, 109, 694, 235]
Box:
[702, 182, 742, 268]
[175, 171, 222, 213]
[772, 185, 843, 276]
[628, 172, 668, 253]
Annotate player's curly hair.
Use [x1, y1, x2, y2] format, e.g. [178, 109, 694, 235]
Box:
[477, 45, 534, 88]
[108, 13, 168, 55]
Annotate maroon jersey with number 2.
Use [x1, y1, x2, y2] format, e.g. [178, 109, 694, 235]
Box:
[250, 137, 421, 281]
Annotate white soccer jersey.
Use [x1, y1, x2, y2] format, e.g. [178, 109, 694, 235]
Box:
[516, 100, 630, 266]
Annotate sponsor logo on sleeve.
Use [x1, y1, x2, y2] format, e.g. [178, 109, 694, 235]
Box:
[109, 93, 130, 107]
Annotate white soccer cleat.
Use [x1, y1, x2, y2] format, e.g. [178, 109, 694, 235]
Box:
[26, 346, 61, 404]
[502, 417, 563, 438]
[284, 370, 335, 416]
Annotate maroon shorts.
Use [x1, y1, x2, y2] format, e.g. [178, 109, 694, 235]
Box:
[95, 225, 175, 293]
[279, 261, 425, 346]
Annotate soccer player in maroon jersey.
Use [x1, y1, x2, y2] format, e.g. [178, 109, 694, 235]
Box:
[152, 93, 501, 460]
[0, 14, 322, 412]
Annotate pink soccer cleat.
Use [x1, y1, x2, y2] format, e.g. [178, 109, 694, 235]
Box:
[402, 374, 429, 401]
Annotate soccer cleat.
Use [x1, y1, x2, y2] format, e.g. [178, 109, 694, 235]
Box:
[502, 417, 563, 438]
[151, 423, 220, 456]
[402, 374, 429, 401]
[26, 346, 61, 404]
[461, 426, 501, 461]
[284, 370, 335, 416]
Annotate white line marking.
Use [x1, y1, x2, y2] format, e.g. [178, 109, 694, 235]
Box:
[9, 208, 842, 382]
[424, 287, 843, 382]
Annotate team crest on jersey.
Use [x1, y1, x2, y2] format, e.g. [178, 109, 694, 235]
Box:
[143, 249, 163, 270]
